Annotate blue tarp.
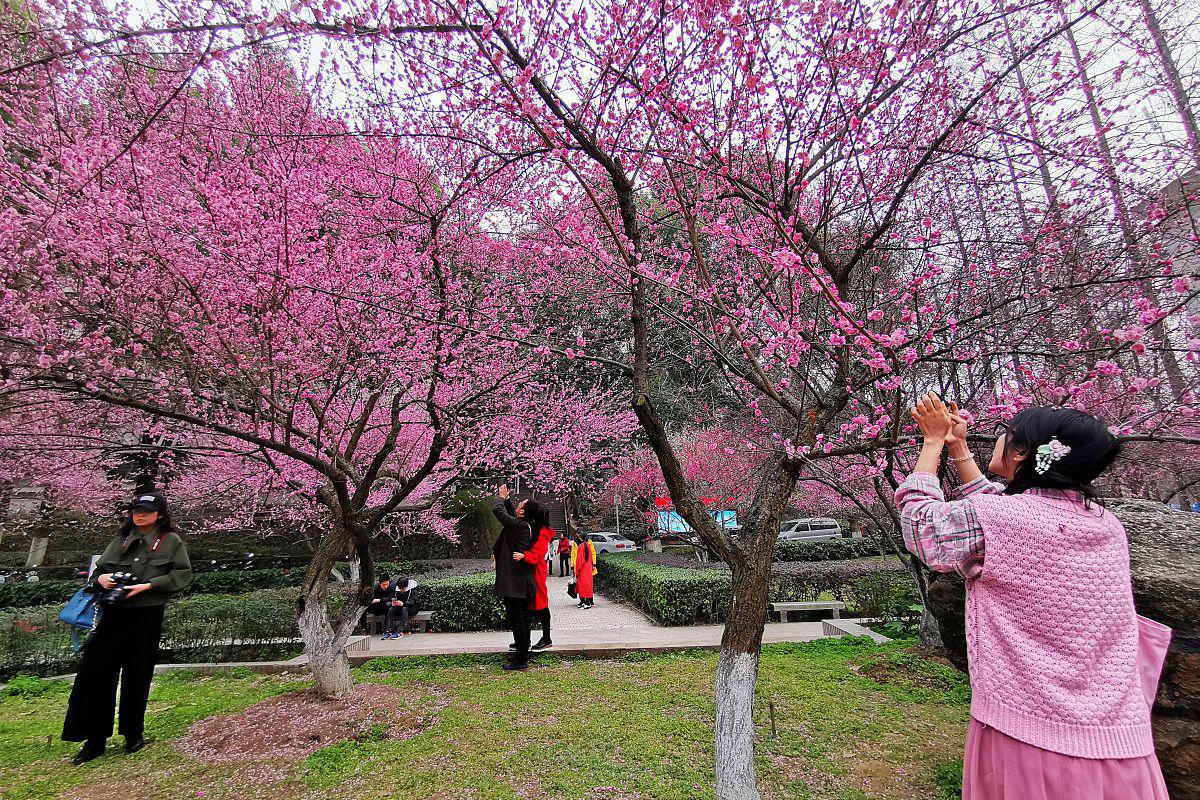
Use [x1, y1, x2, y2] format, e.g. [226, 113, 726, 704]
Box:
[657, 509, 738, 534]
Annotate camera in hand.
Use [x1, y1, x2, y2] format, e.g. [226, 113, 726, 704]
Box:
[97, 572, 138, 606]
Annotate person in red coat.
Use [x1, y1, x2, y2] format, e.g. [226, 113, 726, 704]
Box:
[556, 535, 572, 577]
[520, 514, 556, 651]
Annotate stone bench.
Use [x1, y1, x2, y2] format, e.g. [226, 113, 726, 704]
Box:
[771, 601, 845, 622]
[363, 610, 433, 635]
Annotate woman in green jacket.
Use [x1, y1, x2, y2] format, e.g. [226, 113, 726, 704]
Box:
[62, 491, 192, 765]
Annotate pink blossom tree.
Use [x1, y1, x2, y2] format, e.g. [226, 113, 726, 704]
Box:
[4, 0, 1199, 792]
[367, 1, 1200, 794]
[0, 42, 633, 694]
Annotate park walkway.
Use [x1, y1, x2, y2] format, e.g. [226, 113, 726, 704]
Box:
[335, 573, 830, 664]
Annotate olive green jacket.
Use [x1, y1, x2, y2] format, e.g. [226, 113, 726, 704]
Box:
[93, 529, 192, 608]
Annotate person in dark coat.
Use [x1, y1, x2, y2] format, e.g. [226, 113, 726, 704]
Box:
[62, 491, 192, 765]
[367, 574, 401, 639]
[492, 485, 537, 670]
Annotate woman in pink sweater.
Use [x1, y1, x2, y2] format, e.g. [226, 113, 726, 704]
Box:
[897, 393, 1170, 800]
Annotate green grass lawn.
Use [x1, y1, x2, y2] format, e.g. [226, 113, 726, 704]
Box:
[0, 637, 969, 800]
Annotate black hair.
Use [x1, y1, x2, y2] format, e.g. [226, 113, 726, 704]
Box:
[1000, 407, 1121, 502]
[378, 573, 390, 584]
[524, 500, 549, 530]
[396, 576, 408, 589]
[119, 503, 178, 537]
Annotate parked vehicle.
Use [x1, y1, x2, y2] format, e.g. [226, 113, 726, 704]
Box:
[588, 532, 638, 554]
[778, 517, 842, 541]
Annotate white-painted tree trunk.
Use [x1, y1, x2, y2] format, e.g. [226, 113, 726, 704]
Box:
[715, 647, 762, 800]
[919, 607, 944, 648]
[298, 597, 354, 697]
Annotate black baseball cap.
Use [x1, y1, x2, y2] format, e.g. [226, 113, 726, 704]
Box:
[128, 491, 168, 513]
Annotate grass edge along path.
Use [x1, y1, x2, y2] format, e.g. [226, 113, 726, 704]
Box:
[0, 638, 969, 800]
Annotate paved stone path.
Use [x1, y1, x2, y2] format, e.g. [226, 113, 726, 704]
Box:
[343, 573, 828, 663]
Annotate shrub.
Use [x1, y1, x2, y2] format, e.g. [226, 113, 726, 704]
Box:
[0, 589, 305, 678]
[188, 568, 303, 595]
[417, 573, 506, 632]
[0, 560, 494, 611]
[0, 563, 506, 676]
[162, 589, 299, 655]
[598, 554, 916, 625]
[0, 605, 74, 678]
[0, 580, 78, 610]
[598, 557, 732, 625]
[629, 552, 726, 571]
[373, 560, 492, 581]
[774, 537, 883, 562]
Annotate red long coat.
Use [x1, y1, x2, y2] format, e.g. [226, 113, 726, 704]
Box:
[522, 526, 555, 611]
[574, 539, 596, 600]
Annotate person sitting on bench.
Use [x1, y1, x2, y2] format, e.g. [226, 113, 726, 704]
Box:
[391, 576, 420, 637]
[367, 574, 401, 639]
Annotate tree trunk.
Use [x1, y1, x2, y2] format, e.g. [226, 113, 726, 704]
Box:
[1138, 0, 1200, 170]
[298, 596, 354, 697]
[716, 647, 761, 800]
[297, 513, 372, 697]
[715, 560, 771, 800]
[919, 608, 945, 649]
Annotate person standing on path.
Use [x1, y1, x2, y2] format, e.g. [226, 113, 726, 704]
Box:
[572, 532, 597, 609]
[492, 485, 537, 670]
[898, 394, 1170, 800]
[62, 491, 192, 765]
[516, 508, 556, 651]
[556, 534, 572, 577]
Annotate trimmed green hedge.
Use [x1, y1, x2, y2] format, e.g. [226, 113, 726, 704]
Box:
[0, 568, 310, 610]
[418, 573, 506, 632]
[774, 537, 883, 563]
[597, 554, 917, 625]
[0, 562, 511, 676]
[0, 589, 302, 679]
[0, 580, 77, 611]
[598, 558, 732, 625]
[0, 562, 440, 610]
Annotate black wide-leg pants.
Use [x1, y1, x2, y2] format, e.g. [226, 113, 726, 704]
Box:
[503, 596, 531, 664]
[62, 604, 165, 743]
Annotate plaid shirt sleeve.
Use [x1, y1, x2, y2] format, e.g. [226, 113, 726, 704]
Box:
[895, 472, 1003, 579]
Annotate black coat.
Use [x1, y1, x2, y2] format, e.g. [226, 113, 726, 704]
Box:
[492, 500, 535, 599]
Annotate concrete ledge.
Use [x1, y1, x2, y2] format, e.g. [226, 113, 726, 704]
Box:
[345, 634, 371, 653]
[822, 618, 891, 643]
[344, 641, 773, 665]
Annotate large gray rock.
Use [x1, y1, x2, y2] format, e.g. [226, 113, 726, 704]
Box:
[1110, 499, 1199, 798]
[924, 499, 1199, 798]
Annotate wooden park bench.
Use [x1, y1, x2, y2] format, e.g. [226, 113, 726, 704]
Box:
[363, 610, 434, 635]
[770, 601, 845, 622]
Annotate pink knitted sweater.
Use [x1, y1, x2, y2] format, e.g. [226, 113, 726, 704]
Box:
[967, 490, 1154, 759]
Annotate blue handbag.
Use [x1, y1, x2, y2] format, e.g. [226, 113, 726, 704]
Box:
[59, 587, 99, 651]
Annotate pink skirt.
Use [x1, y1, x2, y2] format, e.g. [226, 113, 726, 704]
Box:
[963, 720, 1169, 800]
[963, 615, 1173, 800]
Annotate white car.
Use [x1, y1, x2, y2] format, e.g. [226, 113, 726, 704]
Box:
[588, 532, 638, 554]
[778, 518, 842, 541]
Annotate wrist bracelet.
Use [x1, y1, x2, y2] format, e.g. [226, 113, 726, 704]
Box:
[949, 453, 974, 463]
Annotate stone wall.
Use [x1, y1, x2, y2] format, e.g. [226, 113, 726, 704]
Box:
[923, 499, 1198, 798]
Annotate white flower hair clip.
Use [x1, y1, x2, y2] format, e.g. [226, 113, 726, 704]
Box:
[1035, 437, 1072, 474]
